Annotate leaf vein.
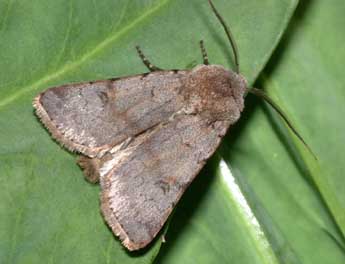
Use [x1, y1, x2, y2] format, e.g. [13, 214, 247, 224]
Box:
[0, 0, 170, 110]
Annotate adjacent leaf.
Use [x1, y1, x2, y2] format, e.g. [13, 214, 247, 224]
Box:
[258, 0, 345, 240]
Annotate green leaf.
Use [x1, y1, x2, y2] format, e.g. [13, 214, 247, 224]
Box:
[2, 0, 341, 263]
[246, 0, 345, 253]
[258, 1, 345, 241]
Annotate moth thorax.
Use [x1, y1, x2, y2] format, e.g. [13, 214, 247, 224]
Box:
[185, 65, 247, 121]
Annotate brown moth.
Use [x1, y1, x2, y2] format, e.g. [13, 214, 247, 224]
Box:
[33, 0, 309, 251]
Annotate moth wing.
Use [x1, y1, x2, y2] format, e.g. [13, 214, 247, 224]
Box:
[33, 71, 188, 157]
[100, 114, 230, 250]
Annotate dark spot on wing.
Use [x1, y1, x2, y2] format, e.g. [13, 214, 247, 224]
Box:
[98, 91, 109, 105]
[155, 180, 170, 194]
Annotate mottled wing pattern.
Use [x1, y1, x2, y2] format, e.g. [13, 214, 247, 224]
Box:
[33, 64, 247, 251]
[33, 71, 188, 157]
[99, 113, 230, 250]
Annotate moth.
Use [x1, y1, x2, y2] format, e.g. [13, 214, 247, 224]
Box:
[33, 0, 310, 251]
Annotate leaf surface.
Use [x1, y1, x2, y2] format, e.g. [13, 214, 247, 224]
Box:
[2, 0, 341, 264]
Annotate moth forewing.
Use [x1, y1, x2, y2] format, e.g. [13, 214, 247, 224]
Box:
[33, 70, 189, 157]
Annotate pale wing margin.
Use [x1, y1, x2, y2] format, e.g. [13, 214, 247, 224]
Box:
[100, 113, 230, 250]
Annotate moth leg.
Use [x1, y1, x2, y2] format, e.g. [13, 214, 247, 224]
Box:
[77, 155, 101, 183]
[199, 40, 209, 65]
[136, 45, 162, 72]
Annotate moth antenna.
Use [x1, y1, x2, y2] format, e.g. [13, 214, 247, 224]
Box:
[199, 40, 210, 65]
[249, 88, 317, 160]
[135, 45, 162, 72]
[208, 0, 240, 73]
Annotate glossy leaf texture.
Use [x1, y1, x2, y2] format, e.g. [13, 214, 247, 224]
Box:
[0, 0, 328, 263]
